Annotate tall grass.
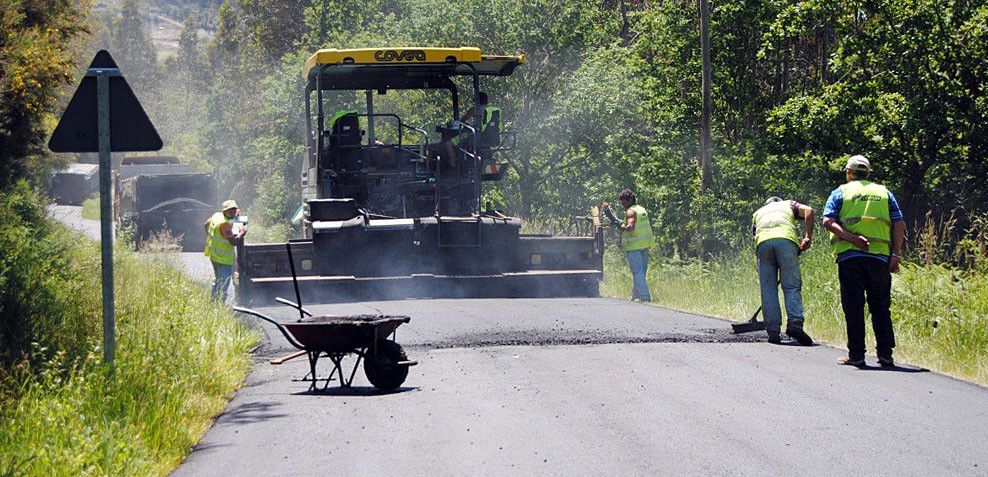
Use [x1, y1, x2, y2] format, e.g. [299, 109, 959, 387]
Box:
[80, 195, 99, 220]
[602, 239, 988, 386]
[0, 185, 258, 476]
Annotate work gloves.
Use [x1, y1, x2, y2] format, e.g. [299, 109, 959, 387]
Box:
[602, 206, 621, 227]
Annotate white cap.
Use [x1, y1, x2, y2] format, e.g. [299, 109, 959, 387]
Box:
[845, 155, 872, 173]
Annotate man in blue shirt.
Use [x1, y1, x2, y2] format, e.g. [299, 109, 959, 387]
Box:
[822, 155, 906, 367]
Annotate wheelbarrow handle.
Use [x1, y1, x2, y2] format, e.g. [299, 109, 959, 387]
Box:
[275, 297, 313, 317]
[233, 306, 307, 351]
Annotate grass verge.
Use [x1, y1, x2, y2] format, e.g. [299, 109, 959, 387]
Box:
[601, 243, 988, 387]
[0, 224, 258, 475]
[80, 195, 99, 220]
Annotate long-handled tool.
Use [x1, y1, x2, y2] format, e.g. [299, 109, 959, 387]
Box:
[731, 304, 767, 333]
[732, 278, 779, 334]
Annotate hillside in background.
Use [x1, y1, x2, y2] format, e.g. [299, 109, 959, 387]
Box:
[96, 0, 219, 59]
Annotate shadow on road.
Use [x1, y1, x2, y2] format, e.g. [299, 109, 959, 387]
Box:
[857, 364, 929, 374]
[292, 386, 419, 397]
[220, 401, 287, 424]
[768, 341, 821, 347]
[187, 441, 233, 454]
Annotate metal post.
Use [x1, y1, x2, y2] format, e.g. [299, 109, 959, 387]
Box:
[470, 68, 482, 216]
[97, 70, 116, 371]
[699, 0, 713, 190]
[366, 90, 375, 145]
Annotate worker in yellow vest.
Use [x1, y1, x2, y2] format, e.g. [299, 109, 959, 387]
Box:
[822, 155, 906, 368]
[751, 197, 815, 345]
[204, 200, 247, 302]
[605, 189, 655, 302]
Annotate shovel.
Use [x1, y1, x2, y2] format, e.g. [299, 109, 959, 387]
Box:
[731, 278, 782, 334]
[731, 304, 766, 334]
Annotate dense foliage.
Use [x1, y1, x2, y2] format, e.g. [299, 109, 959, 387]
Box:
[0, 0, 88, 188]
[0, 182, 98, 368]
[116, 0, 986, 256]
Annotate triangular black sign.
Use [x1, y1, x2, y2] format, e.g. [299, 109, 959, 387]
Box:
[49, 50, 163, 153]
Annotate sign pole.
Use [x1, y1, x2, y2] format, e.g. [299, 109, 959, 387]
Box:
[96, 69, 116, 371]
[49, 50, 163, 374]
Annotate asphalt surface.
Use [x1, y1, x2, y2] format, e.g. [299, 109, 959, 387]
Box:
[48, 206, 988, 476]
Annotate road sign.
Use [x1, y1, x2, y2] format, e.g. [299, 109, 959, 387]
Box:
[49, 50, 162, 152]
[48, 50, 162, 373]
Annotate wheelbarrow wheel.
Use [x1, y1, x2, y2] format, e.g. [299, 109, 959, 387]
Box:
[364, 339, 408, 390]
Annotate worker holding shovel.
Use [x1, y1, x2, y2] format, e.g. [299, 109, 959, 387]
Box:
[751, 197, 815, 345]
[604, 189, 656, 302]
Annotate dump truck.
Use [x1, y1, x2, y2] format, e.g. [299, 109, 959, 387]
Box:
[236, 47, 603, 305]
[115, 159, 215, 251]
[117, 155, 192, 180]
[49, 162, 98, 205]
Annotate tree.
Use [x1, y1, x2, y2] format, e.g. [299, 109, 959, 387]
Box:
[0, 0, 89, 188]
[238, 0, 309, 67]
[208, 0, 243, 69]
[109, 0, 160, 95]
[766, 1, 988, 217]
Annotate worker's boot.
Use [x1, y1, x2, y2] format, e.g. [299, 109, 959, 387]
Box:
[785, 327, 814, 346]
[766, 331, 782, 344]
[837, 355, 866, 367]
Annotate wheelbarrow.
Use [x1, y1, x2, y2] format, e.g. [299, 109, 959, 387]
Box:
[235, 302, 417, 390]
[232, 242, 416, 391]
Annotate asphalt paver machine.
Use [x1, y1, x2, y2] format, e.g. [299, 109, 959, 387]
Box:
[236, 47, 603, 305]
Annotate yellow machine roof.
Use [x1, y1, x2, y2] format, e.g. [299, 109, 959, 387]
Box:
[303, 47, 526, 80]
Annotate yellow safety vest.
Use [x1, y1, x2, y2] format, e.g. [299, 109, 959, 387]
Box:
[831, 180, 891, 256]
[620, 204, 655, 252]
[482, 106, 500, 133]
[205, 212, 235, 265]
[452, 106, 500, 146]
[753, 201, 799, 247]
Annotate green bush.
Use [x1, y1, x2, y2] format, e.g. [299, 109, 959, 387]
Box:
[0, 184, 258, 476]
[0, 181, 99, 369]
[80, 195, 99, 220]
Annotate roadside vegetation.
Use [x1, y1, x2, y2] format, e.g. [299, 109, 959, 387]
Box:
[0, 184, 258, 476]
[80, 194, 100, 220]
[601, 224, 988, 387]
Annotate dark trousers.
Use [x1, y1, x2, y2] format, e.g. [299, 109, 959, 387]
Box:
[838, 257, 896, 358]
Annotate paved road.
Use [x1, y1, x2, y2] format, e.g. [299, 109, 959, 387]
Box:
[48, 205, 988, 475]
[175, 299, 988, 476]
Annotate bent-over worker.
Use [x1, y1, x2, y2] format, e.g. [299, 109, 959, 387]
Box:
[204, 200, 247, 302]
[751, 197, 815, 345]
[822, 155, 905, 367]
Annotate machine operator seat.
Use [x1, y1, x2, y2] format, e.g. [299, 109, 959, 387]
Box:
[324, 110, 364, 174]
[329, 110, 362, 147]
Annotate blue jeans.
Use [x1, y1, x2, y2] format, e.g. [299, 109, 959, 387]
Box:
[626, 249, 651, 301]
[211, 261, 233, 302]
[756, 239, 804, 333]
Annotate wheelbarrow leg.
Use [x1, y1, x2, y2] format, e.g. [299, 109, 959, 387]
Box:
[306, 351, 319, 392]
[345, 352, 364, 387]
[327, 353, 345, 389]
